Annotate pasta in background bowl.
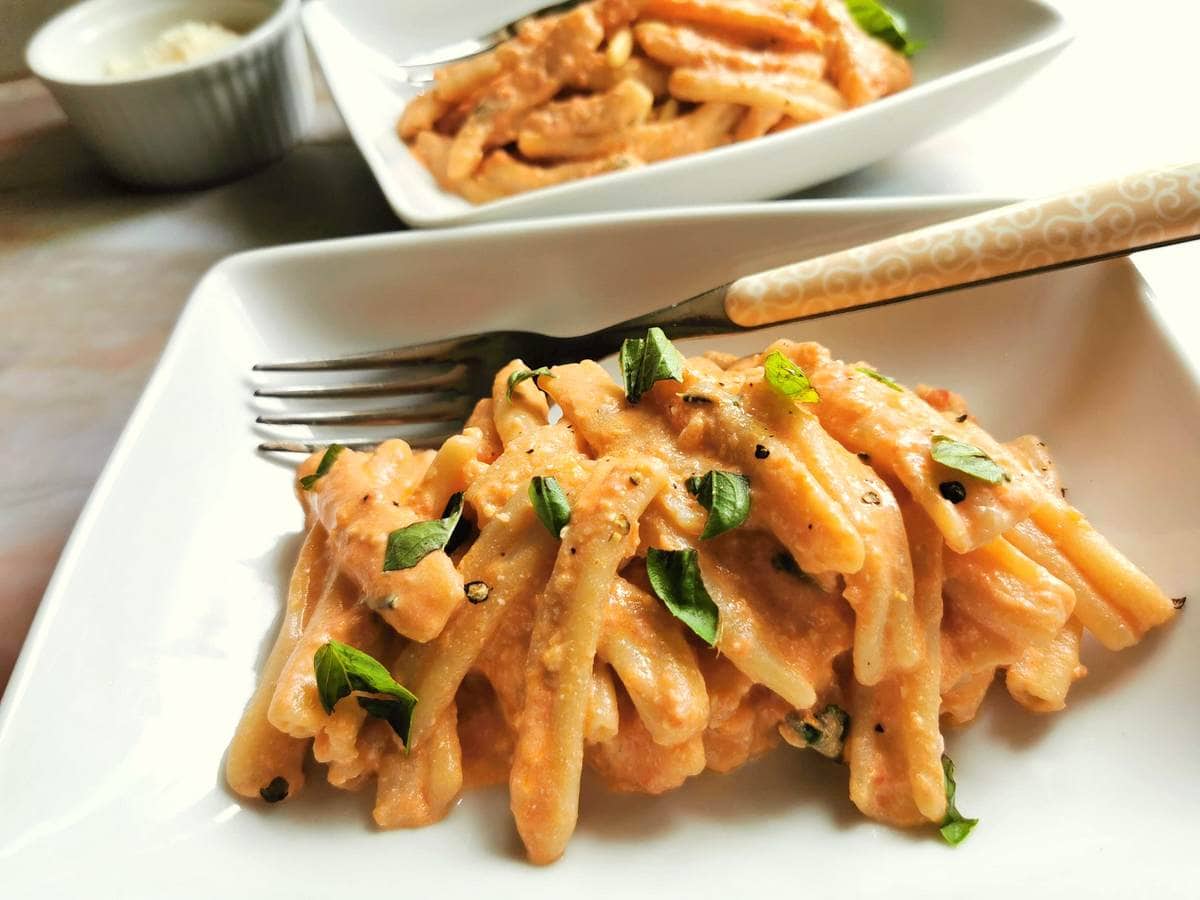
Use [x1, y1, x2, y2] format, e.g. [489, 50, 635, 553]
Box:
[302, 0, 1071, 225]
[399, 0, 917, 203]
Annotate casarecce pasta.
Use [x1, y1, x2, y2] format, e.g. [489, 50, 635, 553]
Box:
[397, 0, 916, 203]
[227, 334, 1178, 864]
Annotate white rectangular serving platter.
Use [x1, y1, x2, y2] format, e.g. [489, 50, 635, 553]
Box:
[303, 0, 1072, 227]
[1, 198, 1197, 898]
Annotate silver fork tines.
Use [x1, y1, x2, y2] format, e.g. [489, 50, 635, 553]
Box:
[252, 287, 738, 452]
[250, 333, 495, 372]
[252, 366, 468, 399]
[256, 399, 470, 428]
[258, 434, 457, 453]
[382, 0, 587, 82]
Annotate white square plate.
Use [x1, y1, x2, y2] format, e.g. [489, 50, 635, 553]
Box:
[1, 199, 1197, 898]
[302, 0, 1070, 227]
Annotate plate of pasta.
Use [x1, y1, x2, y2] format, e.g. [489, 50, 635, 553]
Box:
[303, 0, 1070, 226]
[0, 198, 1196, 897]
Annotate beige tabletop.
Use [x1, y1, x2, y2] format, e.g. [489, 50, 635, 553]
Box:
[2, 0, 1198, 695]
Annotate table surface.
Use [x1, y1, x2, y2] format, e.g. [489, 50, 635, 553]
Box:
[1, 0, 1197, 695]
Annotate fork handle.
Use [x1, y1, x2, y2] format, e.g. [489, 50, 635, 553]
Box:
[724, 163, 1200, 327]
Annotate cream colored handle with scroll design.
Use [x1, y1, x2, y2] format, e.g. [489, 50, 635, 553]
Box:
[725, 164, 1200, 326]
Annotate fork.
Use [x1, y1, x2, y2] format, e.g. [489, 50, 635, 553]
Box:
[254, 163, 1200, 452]
[382, 0, 585, 85]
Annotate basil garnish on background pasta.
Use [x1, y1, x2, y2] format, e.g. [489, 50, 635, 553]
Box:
[847, 0, 922, 56]
[313, 640, 418, 746]
[939, 754, 978, 845]
[506, 366, 555, 400]
[383, 492, 467, 571]
[529, 475, 571, 537]
[856, 366, 903, 391]
[763, 350, 820, 403]
[299, 443, 345, 490]
[686, 470, 751, 539]
[931, 435, 1006, 485]
[620, 326, 684, 404]
[645, 547, 720, 646]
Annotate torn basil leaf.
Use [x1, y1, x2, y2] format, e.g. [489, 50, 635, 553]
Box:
[620, 338, 643, 400]
[857, 366, 903, 392]
[847, 0, 923, 56]
[355, 697, 415, 741]
[313, 640, 418, 746]
[931, 435, 1006, 485]
[645, 547, 720, 646]
[529, 475, 571, 538]
[506, 366, 555, 400]
[763, 351, 820, 403]
[783, 705, 849, 759]
[383, 492, 466, 571]
[686, 470, 751, 539]
[299, 443, 345, 490]
[620, 326, 684, 404]
[939, 754, 978, 845]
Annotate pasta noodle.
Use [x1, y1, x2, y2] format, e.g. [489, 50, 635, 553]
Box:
[510, 457, 669, 863]
[397, 0, 914, 202]
[228, 337, 1177, 862]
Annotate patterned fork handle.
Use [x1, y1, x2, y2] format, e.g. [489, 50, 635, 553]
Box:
[725, 163, 1200, 327]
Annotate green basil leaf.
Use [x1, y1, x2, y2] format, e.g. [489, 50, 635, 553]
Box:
[313, 640, 418, 745]
[856, 366, 903, 392]
[619, 336, 645, 401]
[299, 443, 346, 490]
[506, 366, 555, 400]
[931, 435, 1006, 485]
[440, 494, 473, 555]
[846, 0, 923, 56]
[763, 351, 820, 403]
[784, 704, 849, 759]
[686, 470, 751, 539]
[383, 492, 466, 571]
[356, 697, 416, 744]
[620, 326, 684, 404]
[645, 547, 720, 646]
[940, 819, 976, 845]
[938, 754, 978, 846]
[529, 475, 571, 538]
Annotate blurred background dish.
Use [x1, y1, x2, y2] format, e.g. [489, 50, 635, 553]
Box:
[25, 0, 314, 188]
[394, 0, 919, 205]
[304, 0, 1070, 226]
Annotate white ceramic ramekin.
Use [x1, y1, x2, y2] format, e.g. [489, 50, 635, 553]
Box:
[26, 0, 314, 188]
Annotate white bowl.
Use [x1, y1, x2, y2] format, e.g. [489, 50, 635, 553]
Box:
[26, 0, 314, 188]
[303, 0, 1071, 227]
